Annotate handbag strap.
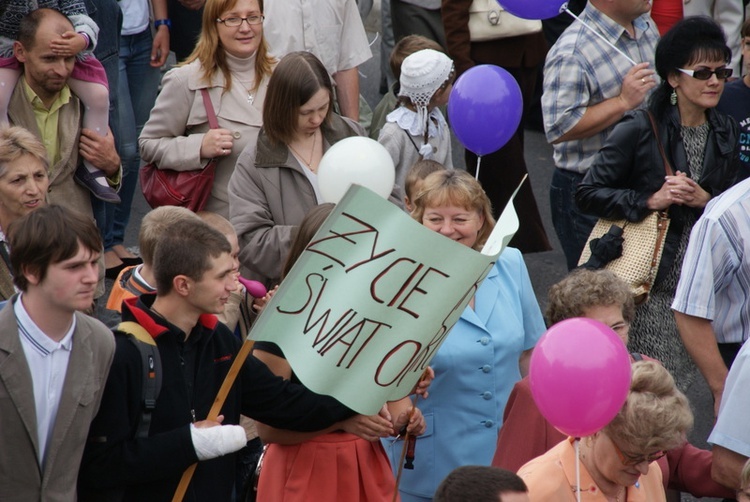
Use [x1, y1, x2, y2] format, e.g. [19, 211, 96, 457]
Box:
[646, 110, 674, 177]
[200, 89, 219, 130]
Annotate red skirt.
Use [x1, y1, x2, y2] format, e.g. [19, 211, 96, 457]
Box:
[257, 432, 399, 502]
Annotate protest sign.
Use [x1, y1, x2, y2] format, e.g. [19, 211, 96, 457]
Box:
[250, 185, 519, 414]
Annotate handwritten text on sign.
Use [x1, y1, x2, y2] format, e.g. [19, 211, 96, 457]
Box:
[250, 186, 501, 414]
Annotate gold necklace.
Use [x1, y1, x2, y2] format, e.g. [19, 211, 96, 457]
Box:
[288, 130, 318, 169]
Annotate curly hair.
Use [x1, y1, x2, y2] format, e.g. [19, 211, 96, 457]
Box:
[545, 269, 635, 326]
[604, 361, 693, 454]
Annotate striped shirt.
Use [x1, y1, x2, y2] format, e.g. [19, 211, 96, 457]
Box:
[15, 295, 75, 467]
[541, 3, 659, 173]
[672, 178, 750, 344]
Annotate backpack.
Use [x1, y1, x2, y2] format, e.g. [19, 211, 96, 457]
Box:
[117, 321, 163, 439]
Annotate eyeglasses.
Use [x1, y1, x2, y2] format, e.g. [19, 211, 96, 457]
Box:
[216, 15, 264, 27]
[611, 436, 666, 466]
[677, 67, 733, 80]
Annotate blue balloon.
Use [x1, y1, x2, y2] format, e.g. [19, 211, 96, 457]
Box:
[497, 0, 567, 20]
[448, 65, 523, 156]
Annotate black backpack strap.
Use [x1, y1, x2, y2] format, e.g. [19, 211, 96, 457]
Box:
[118, 321, 162, 440]
[630, 352, 644, 361]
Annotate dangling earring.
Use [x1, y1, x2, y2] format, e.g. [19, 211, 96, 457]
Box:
[670, 88, 677, 106]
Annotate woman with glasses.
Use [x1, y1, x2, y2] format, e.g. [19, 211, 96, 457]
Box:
[493, 269, 735, 500]
[140, 0, 272, 219]
[576, 16, 740, 391]
[519, 360, 694, 501]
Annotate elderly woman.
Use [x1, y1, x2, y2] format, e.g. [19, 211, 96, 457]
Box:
[228, 51, 364, 289]
[576, 17, 740, 390]
[519, 361, 694, 501]
[0, 127, 49, 300]
[385, 169, 546, 502]
[493, 269, 734, 499]
[139, 0, 272, 218]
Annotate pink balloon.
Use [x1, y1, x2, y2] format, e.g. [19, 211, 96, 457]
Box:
[238, 277, 267, 298]
[530, 318, 631, 438]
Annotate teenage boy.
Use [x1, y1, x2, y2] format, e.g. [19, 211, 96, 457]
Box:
[0, 205, 115, 501]
[79, 218, 396, 501]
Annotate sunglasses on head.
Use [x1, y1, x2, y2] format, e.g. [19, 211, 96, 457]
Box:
[677, 67, 733, 80]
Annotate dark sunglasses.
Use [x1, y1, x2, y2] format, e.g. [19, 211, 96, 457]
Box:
[677, 67, 733, 80]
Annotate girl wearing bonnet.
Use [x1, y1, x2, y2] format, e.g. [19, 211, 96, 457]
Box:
[378, 48, 455, 197]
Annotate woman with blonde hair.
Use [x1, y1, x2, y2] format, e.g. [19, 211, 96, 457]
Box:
[519, 361, 694, 501]
[0, 126, 49, 300]
[140, 0, 273, 218]
[388, 169, 546, 501]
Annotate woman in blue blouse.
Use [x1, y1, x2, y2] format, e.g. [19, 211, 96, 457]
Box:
[385, 169, 546, 501]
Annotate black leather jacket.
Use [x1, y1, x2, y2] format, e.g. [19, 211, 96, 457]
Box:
[576, 107, 740, 280]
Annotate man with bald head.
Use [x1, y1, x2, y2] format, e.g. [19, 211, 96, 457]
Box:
[9, 8, 120, 221]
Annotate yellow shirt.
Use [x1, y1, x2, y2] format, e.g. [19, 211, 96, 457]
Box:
[518, 438, 665, 502]
[22, 76, 71, 170]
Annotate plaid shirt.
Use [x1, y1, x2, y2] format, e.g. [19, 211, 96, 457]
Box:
[542, 3, 659, 173]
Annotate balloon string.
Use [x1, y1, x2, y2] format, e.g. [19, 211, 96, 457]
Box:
[563, 8, 637, 66]
[475, 156, 482, 181]
[575, 438, 581, 502]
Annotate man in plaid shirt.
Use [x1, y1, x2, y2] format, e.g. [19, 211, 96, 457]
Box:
[542, 0, 659, 270]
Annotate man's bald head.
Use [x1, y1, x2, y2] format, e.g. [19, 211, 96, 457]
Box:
[17, 8, 72, 50]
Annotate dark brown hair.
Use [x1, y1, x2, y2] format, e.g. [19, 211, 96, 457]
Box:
[262, 51, 333, 145]
[282, 203, 335, 279]
[9, 205, 102, 291]
[153, 219, 231, 294]
[434, 466, 527, 502]
[17, 8, 70, 50]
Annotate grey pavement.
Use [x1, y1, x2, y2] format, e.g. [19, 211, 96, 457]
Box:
[119, 20, 722, 501]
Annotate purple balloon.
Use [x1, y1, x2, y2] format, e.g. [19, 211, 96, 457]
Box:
[529, 318, 632, 438]
[448, 65, 523, 156]
[497, 0, 567, 20]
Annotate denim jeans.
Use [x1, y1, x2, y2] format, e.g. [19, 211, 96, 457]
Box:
[100, 28, 161, 250]
[549, 168, 598, 270]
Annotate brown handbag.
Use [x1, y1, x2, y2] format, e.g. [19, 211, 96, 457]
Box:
[140, 89, 218, 212]
[578, 111, 672, 304]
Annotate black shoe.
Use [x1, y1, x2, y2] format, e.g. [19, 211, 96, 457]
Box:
[120, 256, 143, 266]
[75, 165, 121, 203]
[105, 262, 127, 280]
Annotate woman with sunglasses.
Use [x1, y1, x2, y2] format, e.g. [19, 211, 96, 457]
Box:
[140, 0, 272, 219]
[519, 360, 694, 501]
[576, 17, 740, 391]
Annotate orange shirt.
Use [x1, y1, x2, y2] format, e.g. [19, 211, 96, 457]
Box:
[518, 438, 665, 502]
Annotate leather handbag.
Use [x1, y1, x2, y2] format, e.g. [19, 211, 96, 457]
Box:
[578, 111, 673, 304]
[140, 89, 218, 212]
[467, 0, 542, 42]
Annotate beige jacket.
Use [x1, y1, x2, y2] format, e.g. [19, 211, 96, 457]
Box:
[139, 58, 269, 218]
[0, 297, 115, 502]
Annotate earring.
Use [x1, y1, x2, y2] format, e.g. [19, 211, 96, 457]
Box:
[670, 88, 677, 106]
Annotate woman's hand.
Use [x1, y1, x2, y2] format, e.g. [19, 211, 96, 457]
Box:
[647, 172, 706, 210]
[393, 406, 426, 436]
[667, 171, 711, 208]
[339, 408, 394, 441]
[200, 128, 235, 159]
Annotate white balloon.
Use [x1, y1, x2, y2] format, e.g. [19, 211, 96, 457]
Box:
[317, 137, 395, 203]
